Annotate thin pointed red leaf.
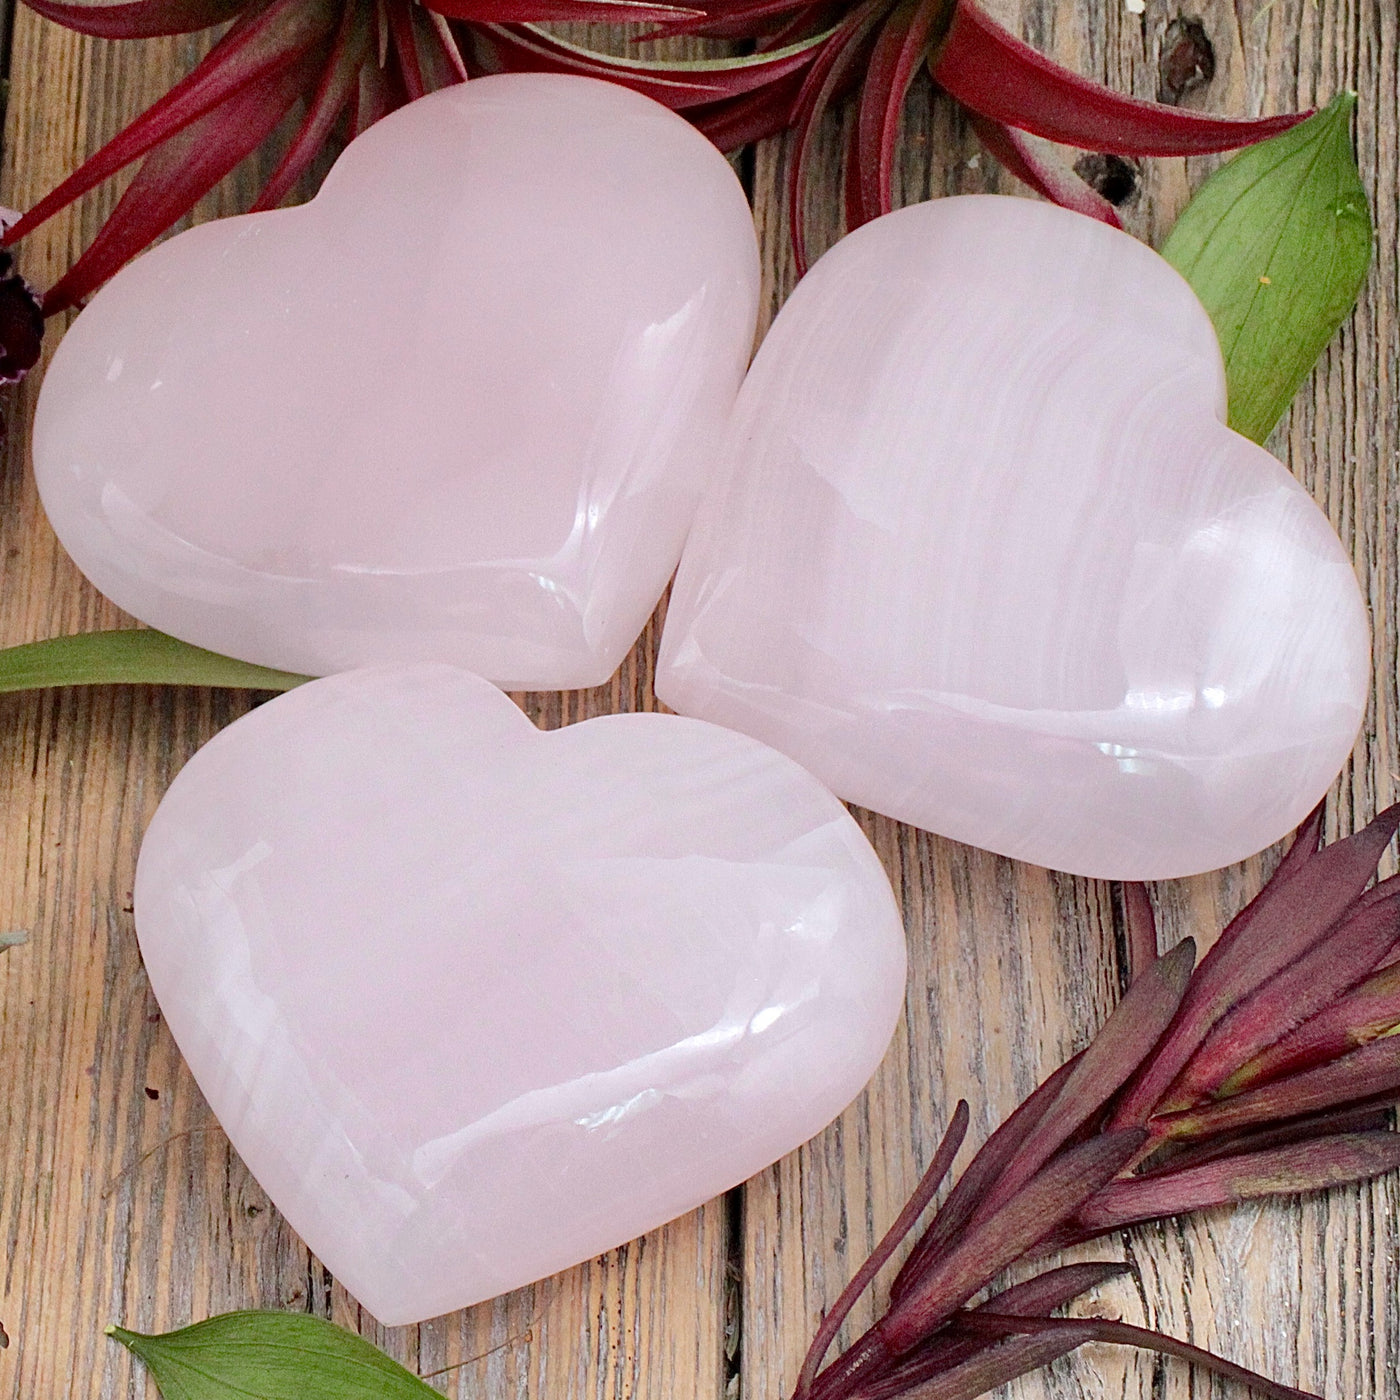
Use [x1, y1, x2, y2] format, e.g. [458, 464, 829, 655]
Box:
[931, 0, 1307, 156]
[387, 0, 426, 98]
[880, 1128, 1146, 1354]
[1165, 883, 1400, 1110]
[647, 0, 810, 40]
[1226, 962, 1400, 1095]
[1153, 1034, 1400, 1143]
[424, 10, 470, 82]
[42, 52, 320, 312]
[689, 77, 804, 150]
[788, 0, 888, 274]
[796, 1103, 970, 1400]
[849, 0, 950, 227]
[893, 1327, 1099, 1400]
[1123, 882, 1159, 984]
[4, 0, 337, 247]
[251, 4, 372, 211]
[983, 1261, 1133, 1315]
[1074, 1131, 1400, 1236]
[969, 940, 1194, 1224]
[890, 1054, 1082, 1305]
[466, 22, 824, 107]
[430, 0, 701, 20]
[22, 0, 245, 38]
[350, 49, 404, 135]
[959, 1313, 1319, 1400]
[1113, 804, 1400, 1129]
[0, 251, 43, 379]
[965, 113, 1120, 226]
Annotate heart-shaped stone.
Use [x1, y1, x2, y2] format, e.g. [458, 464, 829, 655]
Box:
[656, 196, 1370, 880]
[34, 75, 759, 690]
[133, 665, 906, 1324]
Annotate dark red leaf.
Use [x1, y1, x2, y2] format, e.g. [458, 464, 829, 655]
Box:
[1113, 805, 1400, 1129]
[931, 0, 1307, 156]
[466, 22, 824, 107]
[386, 0, 426, 98]
[879, 1129, 1146, 1354]
[796, 1103, 970, 1399]
[848, 0, 952, 226]
[968, 940, 1194, 1223]
[421, 9, 470, 84]
[1153, 1034, 1400, 1144]
[1164, 883, 1400, 1110]
[788, 0, 890, 273]
[982, 1261, 1133, 1315]
[648, 0, 811, 40]
[430, 0, 701, 20]
[1122, 881, 1160, 984]
[689, 76, 804, 150]
[892, 1327, 1098, 1400]
[42, 50, 321, 312]
[22, 0, 245, 39]
[959, 1313, 1320, 1400]
[890, 1054, 1082, 1305]
[0, 252, 43, 380]
[251, 2, 373, 211]
[350, 49, 405, 135]
[1074, 1131, 1400, 1235]
[1225, 962, 1400, 1095]
[965, 111, 1120, 227]
[4, 0, 339, 247]
[844, 1267, 1130, 1400]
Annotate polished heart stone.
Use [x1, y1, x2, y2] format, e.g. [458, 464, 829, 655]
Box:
[133, 665, 907, 1324]
[34, 74, 759, 690]
[656, 196, 1370, 881]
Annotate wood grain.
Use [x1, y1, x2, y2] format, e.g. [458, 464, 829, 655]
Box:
[0, 2, 1397, 1398]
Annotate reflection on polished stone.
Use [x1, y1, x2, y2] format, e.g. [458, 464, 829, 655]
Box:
[133, 665, 907, 1324]
[34, 75, 759, 690]
[658, 196, 1370, 880]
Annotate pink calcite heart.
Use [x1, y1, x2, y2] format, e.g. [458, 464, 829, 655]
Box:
[657, 196, 1370, 880]
[133, 665, 907, 1324]
[33, 74, 760, 689]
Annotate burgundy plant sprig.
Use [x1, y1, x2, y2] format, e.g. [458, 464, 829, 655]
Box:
[2, 0, 1310, 365]
[795, 802, 1400, 1400]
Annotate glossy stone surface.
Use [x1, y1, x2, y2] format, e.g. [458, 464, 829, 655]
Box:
[34, 75, 759, 690]
[133, 665, 907, 1324]
[657, 196, 1370, 880]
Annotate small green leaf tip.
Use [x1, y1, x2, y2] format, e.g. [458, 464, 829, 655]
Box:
[1163, 90, 1373, 444]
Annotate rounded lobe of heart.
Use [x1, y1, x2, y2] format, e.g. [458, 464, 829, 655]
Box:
[132, 664, 907, 1324]
[33, 74, 760, 690]
[655, 195, 1371, 881]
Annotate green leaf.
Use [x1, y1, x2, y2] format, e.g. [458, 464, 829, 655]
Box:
[1162, 91, 1373, 444]
[108, 1313, 442, 1399]
[0, 630, 307, 694]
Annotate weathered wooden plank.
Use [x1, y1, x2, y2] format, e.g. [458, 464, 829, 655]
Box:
[0, 17, 729, 1399]
[741, 6, 1400, 1400]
